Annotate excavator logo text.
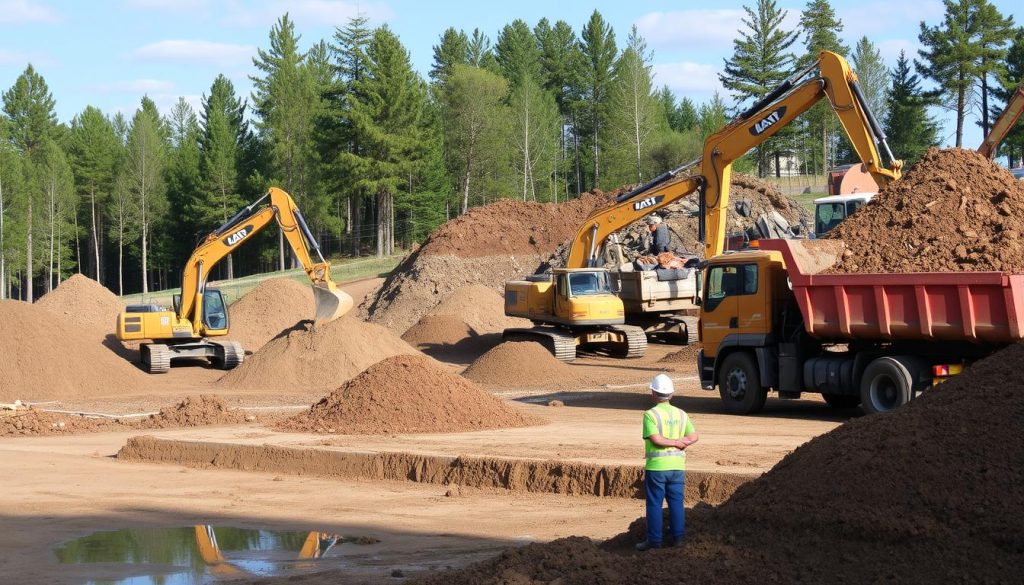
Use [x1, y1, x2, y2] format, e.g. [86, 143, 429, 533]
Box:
[750, 106, 787, 136]
[224, 225, 253, 247]
[632, 195, 665, 211]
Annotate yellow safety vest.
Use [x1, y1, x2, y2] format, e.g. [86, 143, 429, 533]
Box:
[643, 403, 689, 471]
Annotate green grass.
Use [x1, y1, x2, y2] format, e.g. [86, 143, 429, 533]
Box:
[121, 253, 404, 307]
[792, 191, 828, 214]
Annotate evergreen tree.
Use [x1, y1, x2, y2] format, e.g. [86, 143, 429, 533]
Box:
[799, 0, 847, 173]
[508, 75, 559, 201]
[467, 29, 499, 72]
[675, 97, 698, 132]
[0, 119, 28, 299]
[68, 106, 117, 283]
[107, 112, 136, 295]
[578, 10, 617, 189]
[698, 93, 728, 142]
[605, 26, 659, 184]
[851, 36, 889, 121]
[991, 28, 1024, 166]
[720, 0, 798, 176]
[495, 19, 542, 86]
[125, 96, 167, 294]
[2, 64, 58, 302]
[535, 18, 583, 198]
[884, 51, 940, 165]
[164, 97, 203, 270]
[430, 27, 469, 84]
[37, 138, 74, 291]
[973, 1, 1015, 136]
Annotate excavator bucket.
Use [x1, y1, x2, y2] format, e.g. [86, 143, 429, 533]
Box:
[312, 281, 354, 323]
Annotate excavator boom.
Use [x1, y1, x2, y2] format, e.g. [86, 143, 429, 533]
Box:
[979, 86, 1024, 160]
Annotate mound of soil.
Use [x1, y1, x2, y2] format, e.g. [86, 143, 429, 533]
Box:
[427, 284, 529, 334]
[419, 343, 1024, 584]
[227, 278, 314, 353]
[401, 314, 475, 347]
[277, 355, 539, 434]
[0, 301, 144, 402]
[1, 408, 109, 436]
[36, 273, 122, 336]
[141, 395, 249, 428]
[462, 342, 589, 388]
[830, 148, 1024, 273]
[218, 316, 419, 393]
[657, 344, 701, 370]
[361, 194, 612, 333]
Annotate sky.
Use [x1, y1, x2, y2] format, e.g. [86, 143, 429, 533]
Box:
[0, 0, 1019, 151]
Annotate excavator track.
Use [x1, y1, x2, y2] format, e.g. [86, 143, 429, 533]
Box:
[678, 315, 700, 345]
[608, 324, 648, 359]
[209, 340, 245, 370]
[503, 327, 578, 362]
[142, 343, 172, 374]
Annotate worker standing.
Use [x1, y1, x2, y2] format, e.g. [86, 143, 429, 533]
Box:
[646, 215, 670, 255]
[636, 374, 699, 551]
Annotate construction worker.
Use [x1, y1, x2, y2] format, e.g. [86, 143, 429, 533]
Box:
[636, 374, 699, 551]
[646, 215, 670, 255]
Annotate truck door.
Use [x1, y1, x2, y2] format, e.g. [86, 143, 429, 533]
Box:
[702, 264, 762, 357]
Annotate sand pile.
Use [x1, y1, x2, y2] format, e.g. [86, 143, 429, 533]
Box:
[361, 194, 611, 332]
[277, 355, 538, 434]
[141, 395, 249, 428]
[462, 342, 589, 388]
[427, 284, 529, 334]
[420, 344, 1024, 584]
[401, 314, 475, 347]
[227, 278, 314, 352]
[0, 301, 144, 402]
[36, 273, 122, 335]
[830, 148, 1024, 273]
[218, 316, 419, 392]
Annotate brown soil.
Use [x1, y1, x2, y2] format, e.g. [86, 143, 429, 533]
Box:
[0, 300, 144, 402]
[227, 278, 314, 353]
[426, 284, 529, 334]
[361, 194, 611, 333]
[462, 342, 590, 388]
[35, 273, 122, 335]
[416, 343, 1024, 584]
[277, 355, 539, 434]
[830, 148, 1024, 273]
[401, 314, 475, 346]
[657, 344, 701, 370]
[1, 395, 252, 437]
[218, 316, 419, 393]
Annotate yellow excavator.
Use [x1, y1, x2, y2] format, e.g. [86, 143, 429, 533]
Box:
[193, 525, 341, 577]
[504, 50, 902, 361]
[979, 84, 1024, 160]
[116, 187, 354, 373]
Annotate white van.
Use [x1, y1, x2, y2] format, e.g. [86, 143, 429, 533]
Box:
[812, 193, 874, 238]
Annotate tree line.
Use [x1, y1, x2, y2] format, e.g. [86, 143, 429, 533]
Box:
[0, 1, 1021, 300]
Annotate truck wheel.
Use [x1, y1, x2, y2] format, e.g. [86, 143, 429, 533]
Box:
[859, 356, 926, 414]
[822, 394, 860, 409]
[718, 352, 767, 414]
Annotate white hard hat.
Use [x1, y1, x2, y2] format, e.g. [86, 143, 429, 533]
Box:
[650, 374, 674, 396]
[646, 215, 663, 225]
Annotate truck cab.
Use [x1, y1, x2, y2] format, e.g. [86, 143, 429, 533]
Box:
[505, 268, 624, 325]
[812, 193, 874, 238]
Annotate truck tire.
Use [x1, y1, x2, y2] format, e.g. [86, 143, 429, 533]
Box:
[859, 356, 927, 414]
[822, 394, 860, 409]
[718, 352, 768, 415]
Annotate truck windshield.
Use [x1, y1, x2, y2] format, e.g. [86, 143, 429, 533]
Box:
[568, 272, 611, 296]
[815, 202, 846, 236]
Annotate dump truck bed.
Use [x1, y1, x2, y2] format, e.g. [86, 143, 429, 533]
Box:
[759, 239, 1024, 343]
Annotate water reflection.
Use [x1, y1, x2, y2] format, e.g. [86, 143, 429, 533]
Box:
[54, 525, 376, 584]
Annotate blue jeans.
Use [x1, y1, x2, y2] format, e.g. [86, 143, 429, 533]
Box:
[645, 469, 685, 545]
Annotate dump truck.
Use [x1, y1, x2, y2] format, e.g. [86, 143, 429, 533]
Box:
[698, 238, 1024, 414]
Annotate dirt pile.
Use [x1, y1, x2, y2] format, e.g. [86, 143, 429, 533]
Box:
[427, 284, 529, 334]
[361, 194, 612, 332]
[830, 148, 1024, 273]
[0, 301, 144, 402]
[218, 316, 419, 393]
[277, 355, 539, 434]
[462, 342, 589, 388]
[401, 314, 475, 347]
[227, 278, 314, 352]
[141, 395, 250, 428]
[36, 273, 122, 335]
[657, 344, 701, 371]
[417, 343, 1024, 584]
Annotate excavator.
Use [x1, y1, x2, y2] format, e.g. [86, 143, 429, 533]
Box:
[978, 85, 1024, 160]
[193, 525, 341, 577]
[504, 50, 902, 361]
[116, 187, 354, 373]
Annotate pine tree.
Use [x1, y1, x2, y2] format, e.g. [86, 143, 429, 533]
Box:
[720, 0, 798, 176]
[605, 26, 659, 184]
[68, 106, 117, 283]
[467, 29, 499, 72]
[107, 112, 137, 295]
[799, 0, 847, 174]
[851, 37, 889, 121]
[2, 64, 57, 302]
[884, 51, 940, 165]
[535, 18, 583, 198]
[430, 27, 469, 84]
[0, 119, 28, 299]
[495, 19, 542, 86]
[675, 97, 698, 132]
[991, 27, 1024, 166]
[973, 1, 1015, 136]
[578, 10, 617, 189]
[165, 97, 203, 271]
[698, 93, 728, 142]
[126, 96, 167, 294]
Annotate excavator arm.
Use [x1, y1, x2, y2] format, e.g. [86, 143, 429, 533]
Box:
[979, 86, 1024, 160]
[177, 187, 353, 336]
[567, 51, 903, 265]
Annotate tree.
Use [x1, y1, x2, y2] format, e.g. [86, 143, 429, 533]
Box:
[578, 10, 617, 189]
[698, 93, 728, 142]
[107, 112, 137, 295]
[508, 75, 559, 200]
[991, 28, 1024, 166]
[68, 106, 117, 283]
[2, 64, 57, 302]
[467, 29, 498, 72]
[973, 2, 1015, 136]
[884, 51, 940, 165]
[200, 75, 247, 279]
[37, 139, 74, 291]
[535, 18, 584, 198]
[605, 26, 659, 183]
[851, 36, 889, 121]
[0, 120, 27, 299]
[430, 27, 469, 83]
[799, 0, 847, 173]
[720, 0, 798, 176]
[125, 97, 167, 294]
[441, 65, 509, 213]
[164, 97, 203, 271]
[495, 19, 542, 86]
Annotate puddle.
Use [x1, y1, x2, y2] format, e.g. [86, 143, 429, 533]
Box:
[53, 525, 379, 584]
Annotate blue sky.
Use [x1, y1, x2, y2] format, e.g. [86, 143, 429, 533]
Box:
[0, 0, 1019, 151]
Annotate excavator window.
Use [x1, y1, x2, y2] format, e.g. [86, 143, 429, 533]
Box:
[202, 289, 228, 331]
[568, 272, 610, 296]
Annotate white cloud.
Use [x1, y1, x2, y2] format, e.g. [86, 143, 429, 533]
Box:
[227, 0, 394, 28]
[0, 0, 59, 24]
[636, 9, 800, 51]
[92, 79, 176, 93]
[652, 61, 724, 98]
[132, 40, 256, 68]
